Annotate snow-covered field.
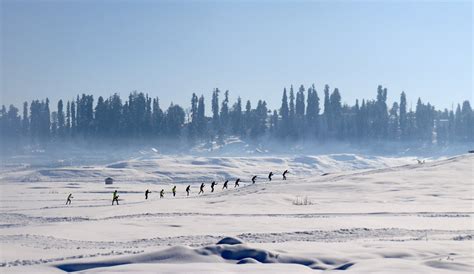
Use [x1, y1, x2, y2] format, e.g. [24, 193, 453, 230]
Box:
[0, 152, 473, 273]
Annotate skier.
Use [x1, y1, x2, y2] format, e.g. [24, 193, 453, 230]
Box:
[172, 186, 177, 197]
[145, 189, 151, 200]
[186, 185, 191, 196]
[199, 183, 205, 194]
[251, 175, 257, 184]
[268, 172, 273, 181]
[211, 181, 217, 192]
[283, 170, 289, 180]
[66, 193, 73, 205]
[222, 180, 229, 190]
[112, 190, 119, 205]
[234, 178, 240, 188]
[160, 189, 165, 198]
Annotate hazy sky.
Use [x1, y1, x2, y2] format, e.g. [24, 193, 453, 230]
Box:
[1, 0, 472, 112]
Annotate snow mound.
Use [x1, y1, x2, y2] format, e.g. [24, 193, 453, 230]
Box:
[216, 237, 244, 245]
[55, 239, 349, 272]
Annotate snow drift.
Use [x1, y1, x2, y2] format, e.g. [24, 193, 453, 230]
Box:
[54, 237, 353, 272]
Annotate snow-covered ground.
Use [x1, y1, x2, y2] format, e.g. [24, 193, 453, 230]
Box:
[0, 153, 473, 273]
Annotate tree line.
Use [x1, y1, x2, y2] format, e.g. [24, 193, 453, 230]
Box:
[1, 84, 473, 149]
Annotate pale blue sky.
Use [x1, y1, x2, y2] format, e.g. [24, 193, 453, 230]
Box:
[1, 0, 472, 112]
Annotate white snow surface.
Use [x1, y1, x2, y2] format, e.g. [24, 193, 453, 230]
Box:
[1, 153, 417, 184]
[0, 152, 473, 273]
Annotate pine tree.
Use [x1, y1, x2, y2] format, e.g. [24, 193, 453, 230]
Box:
[164, 104, 185, 137]
[71, 100, 76, 136]
[21, 102, 29, 138]
[406, 108, 417, 141]
[270, 109, 278, 134]
[94, 96, 107, 137]
[329, 88, 342, 138]
[305, 84, 320, 137]
[211, 88, 220, 134]
[65, 101, 71, 135]
[353, 99, 362, 140]
[1, 105, 22, 147]
[244, 100, 252, 136]
[461, 101, 473, 141]
[75, 95, 81, 134]
[108, 94, 123, 137]
[250, 100, 267, 138]
[29, 100, 40, 143]
[51, 111, 58, 139]
[289, 85, 295, 134]
[41, 99, 51, 143]
[220, 90, 230, 135]
[189, 93, 199, 140]
[435, 109, 449, 146]
[85, 95, 94, 137]
[388, 102, 399, 140]
[295, 85, 305, 137]
[415, 98, 434, 142]
[152, 97, 164, 136]
[279, 88, 289, 138]
[321, 85, 331, 139]
[399, 92, 407, 140]
[145, 94, 152, 136]
[231, 97, 243, 135]
[323, 85, 330, 116]
[57, 100, 65, 138]
[127, 92, 147, 137]
[197, 95, 206, 138]
[374, 85, 388, 139]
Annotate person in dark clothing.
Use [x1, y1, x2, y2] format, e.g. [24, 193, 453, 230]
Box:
[268, 172, 274, 181]
[186, 185, 191, 196]
[211, 181, 217, 192]
[283, 170, 289, 180]
[234, 178, 240, 188]
[66, 193, 73, 205]
[145, 189, 151, 200]
[251, 175, 257, 184]
[160, 189, 165, 198]
[222, 180, 229, 190]
[112, 190, 119, 205]
[199, 183, 205, 194]
[172, 186, 177, 197]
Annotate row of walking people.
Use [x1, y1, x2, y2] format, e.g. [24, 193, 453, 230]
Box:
[66, 170, 290, 205]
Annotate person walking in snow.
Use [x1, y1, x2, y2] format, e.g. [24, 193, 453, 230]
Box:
[145, 189, 151, 200]
[268, 172, 274, 181]
[199, 183, 205, 195]
[234, 178, 240, 188]
[112, 190, 119, 205]
[186, 185, 191, 196]
[283, 170, 289, 180]
[211, 181, 217, 192]
[172, 186, 177, 197]
[66, 193, 73, 205]
[222, 180, 229, 190]
[251, 175, 257, 184]
[160, 189, 165, 198]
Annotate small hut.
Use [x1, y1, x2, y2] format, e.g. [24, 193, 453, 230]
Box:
[105, 177, 114, 185]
